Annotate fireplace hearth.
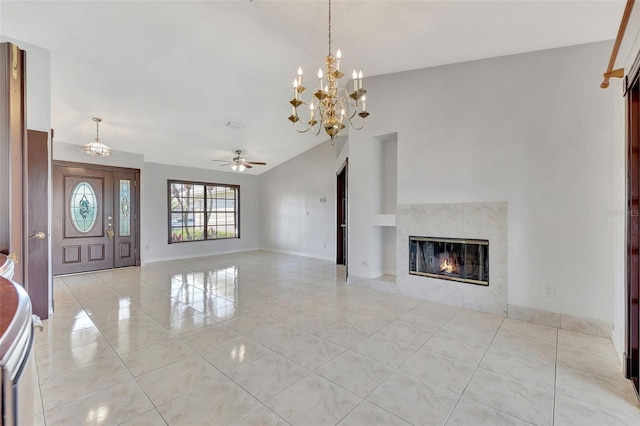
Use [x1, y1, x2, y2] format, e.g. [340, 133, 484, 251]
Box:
[409, 236, 489, 285]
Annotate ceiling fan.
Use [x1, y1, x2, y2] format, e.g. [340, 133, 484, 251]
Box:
[212, 150, 266, 172]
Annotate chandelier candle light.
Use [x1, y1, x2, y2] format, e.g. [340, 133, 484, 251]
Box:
[288, 0, 369, 141]
[80, 117, 113, 157]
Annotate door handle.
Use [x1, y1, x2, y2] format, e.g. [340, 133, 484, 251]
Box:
[341, 224, 347, 227]
[29, 231, 46, 240]
[106, 229, 115, 239]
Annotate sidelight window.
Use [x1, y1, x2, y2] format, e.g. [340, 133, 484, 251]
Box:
[168, 180, 240, 243]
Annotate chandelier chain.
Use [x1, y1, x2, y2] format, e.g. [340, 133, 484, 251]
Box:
[328, 0, 332, 56]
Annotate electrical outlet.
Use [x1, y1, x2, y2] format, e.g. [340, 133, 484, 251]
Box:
[543, 285, 554, 297]
[362, 259, 369, 267]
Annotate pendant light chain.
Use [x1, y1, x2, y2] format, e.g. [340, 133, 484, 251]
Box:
[328, 0, 332, 56]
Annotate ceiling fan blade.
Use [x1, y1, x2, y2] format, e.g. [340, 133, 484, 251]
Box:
[212, 159, 233, 163]
[244, 164, 253, 169]
[246, 162, 266, 165]
[218, 163, 234, 167]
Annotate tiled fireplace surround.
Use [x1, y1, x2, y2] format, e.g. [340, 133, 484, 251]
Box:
[351, 202, 612, 339]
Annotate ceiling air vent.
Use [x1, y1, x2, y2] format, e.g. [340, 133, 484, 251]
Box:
[225, 121, 245, 130]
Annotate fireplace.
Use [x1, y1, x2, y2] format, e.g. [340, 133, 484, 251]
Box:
[409, 236, 489, 286]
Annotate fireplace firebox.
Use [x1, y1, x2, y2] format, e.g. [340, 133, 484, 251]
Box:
[409, 236, 489, 286]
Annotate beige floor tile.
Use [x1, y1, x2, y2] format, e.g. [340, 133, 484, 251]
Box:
[313, 321, 371, 348]
[224, 312, 280, 334]
[557, 344, 626, 382]
[463, 368, 553, 425]
[337, 400, 411, 426]
[35, 339, 118, 380]
[266, 373, 362, 426]
[557, 329, 617, 355]
[136, 354, 226, 405]
[554, 394, 640, 426]
[401, 348, 476, 394]
[157, 378, 260, 425]
[367, 371, 459, 426]
[276, 334, 344, 369]
[43, 379, 153, 426]
[351, 333, 418, 367]
[39, 252, 636, 426]
[500, 318, 557, 342]
[480, 339, 556, 390]
[32, 412, 46, 426]
[246, 322, 310, 350]
[120, 409, 168, 425]
[201, 336, 273, 374]
[446, 397, 532, 426]
[343, 309, 396, 333]
[423, 330, 489, 365]
[317, 350, 395, 398]
[230, 405, 290, 426]
[378, 319, 436, 346]
[555, 366, 640, 420]
[228, 353, 309, 402]
[120, 338, 194, 376]
[178, 322, 243, 354]
[40, 356, 132, 411]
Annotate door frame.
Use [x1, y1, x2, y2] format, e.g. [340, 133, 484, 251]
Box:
[625, 52, 640, 398]
[52, 161, 141, 271]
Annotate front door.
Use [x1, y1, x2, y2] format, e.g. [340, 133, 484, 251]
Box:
[53, 163, 139, 275]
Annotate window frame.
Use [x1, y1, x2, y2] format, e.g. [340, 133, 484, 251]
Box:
[167, 179, 240, 244]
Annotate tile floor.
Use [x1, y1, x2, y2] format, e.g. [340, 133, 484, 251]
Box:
[31, 250, 640, 425]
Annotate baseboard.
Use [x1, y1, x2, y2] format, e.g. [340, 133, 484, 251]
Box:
[612, 328, 625, 366]
[141, 247, 259, 265]
[259, 247, 334, 262]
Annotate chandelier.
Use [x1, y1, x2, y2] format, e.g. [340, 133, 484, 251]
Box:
[80, 117, 113, 157]
[288, 0, 369, 141]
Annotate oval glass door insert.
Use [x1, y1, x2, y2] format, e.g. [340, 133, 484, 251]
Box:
[70, 181, 98, 233]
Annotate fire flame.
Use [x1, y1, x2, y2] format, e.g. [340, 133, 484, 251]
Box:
[440, 258, 455, 274]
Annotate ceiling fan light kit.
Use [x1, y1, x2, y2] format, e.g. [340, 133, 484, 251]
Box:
[288, 0, 369, 142]
[212, 150, 266, 172]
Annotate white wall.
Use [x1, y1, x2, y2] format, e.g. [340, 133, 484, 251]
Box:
[349, 41, 622, 324]
[142, 162, 260, 263]
[259, 140, 336, 261]
[53, 144, 260, 264]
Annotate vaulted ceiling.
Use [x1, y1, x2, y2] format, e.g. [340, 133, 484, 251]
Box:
[0, 1, 624, 173]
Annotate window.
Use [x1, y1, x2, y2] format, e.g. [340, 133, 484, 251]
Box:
[70, 181, 98, 233]
[168, 180, 239, 243]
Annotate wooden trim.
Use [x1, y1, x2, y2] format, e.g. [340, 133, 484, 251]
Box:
[52, 160, 139, 174]
[601, 0, 635, 89]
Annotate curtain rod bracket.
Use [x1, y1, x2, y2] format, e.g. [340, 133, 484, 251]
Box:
[601, 68, 625, 88]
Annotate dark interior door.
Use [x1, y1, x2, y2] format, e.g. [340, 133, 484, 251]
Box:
[626, 61, 640, 398]
[25, 130, 50, 319]
[337, 161, 348, 267]
[53, 166, 114, 274]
